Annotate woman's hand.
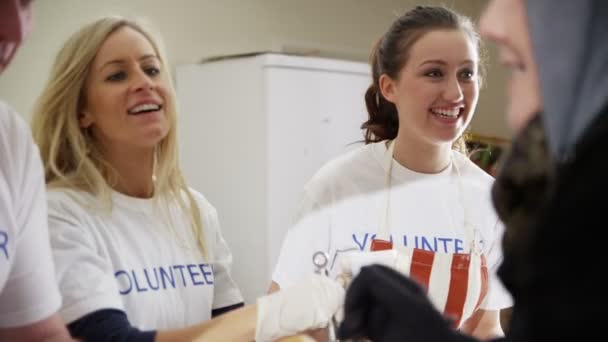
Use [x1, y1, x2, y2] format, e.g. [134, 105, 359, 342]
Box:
[255, 274, 345, 342]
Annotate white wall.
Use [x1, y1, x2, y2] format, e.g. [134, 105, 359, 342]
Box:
[0, 0, 511, 138]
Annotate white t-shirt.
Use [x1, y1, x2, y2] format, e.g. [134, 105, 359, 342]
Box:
[0, 101, 62, 327]
[273, 141, 512, 311]
[48, 187, 243, 330]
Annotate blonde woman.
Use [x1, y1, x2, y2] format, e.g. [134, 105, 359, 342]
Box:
[31, 16, 343, 342]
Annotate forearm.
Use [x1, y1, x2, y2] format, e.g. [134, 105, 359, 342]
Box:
[156, 304, 256, 342]
[0, 314, 74, 342]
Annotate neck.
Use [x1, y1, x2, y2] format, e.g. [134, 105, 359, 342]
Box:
[391, 133, 452, 174]
[103, 144, 155, 198]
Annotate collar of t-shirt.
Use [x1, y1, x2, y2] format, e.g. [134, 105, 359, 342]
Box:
[371, 141, 455, 183]
[111, 190, 158, 215]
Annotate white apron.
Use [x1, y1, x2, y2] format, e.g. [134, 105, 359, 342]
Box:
[368, 140, 489, 328]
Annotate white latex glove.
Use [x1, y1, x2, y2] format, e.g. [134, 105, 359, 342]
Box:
[255, 274, 345, 342]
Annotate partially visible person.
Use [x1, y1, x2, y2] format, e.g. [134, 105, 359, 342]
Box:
[271, 5, 511, 340]
[31, 15, 343, 341]
[338, 0, 608, 341]
[0, 0, 74, 341]
[482, 0, 606, 340]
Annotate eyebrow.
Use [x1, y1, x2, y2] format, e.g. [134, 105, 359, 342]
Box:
[418, 59, 475, 67]
[100, 54, 159, 71]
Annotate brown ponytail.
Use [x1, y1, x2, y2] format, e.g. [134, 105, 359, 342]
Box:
[362, 36, 400, 143]
[362, 62, 399, 143]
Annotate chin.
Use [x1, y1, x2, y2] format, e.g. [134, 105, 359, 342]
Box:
[436, 127, 465, 143]
[141, 129, 169, 146]
[427, 135, 459, 148]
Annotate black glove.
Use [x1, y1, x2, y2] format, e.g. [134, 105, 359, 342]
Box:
[338, 264, 478, 342]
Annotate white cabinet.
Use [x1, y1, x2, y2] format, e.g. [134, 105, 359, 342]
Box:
[176, 53, 370, 303]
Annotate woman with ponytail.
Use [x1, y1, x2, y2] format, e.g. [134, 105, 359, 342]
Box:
[271, 5, 511, 340]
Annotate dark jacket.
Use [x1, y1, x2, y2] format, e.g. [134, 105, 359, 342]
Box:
[492, 109, 607, 341]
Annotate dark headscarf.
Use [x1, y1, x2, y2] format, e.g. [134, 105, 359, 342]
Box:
[526, 0, 608, 162]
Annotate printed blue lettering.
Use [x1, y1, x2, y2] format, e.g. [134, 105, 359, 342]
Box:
[349, 233, 472, 253]
[437, 237, 452, 253]
[174, 265, 187, 287]
[144, 268, 160, 290]
[117, 263, 215, 296]
[350, 233, 465, 253]
[160, 266, 175, 289]
[352, 233, 369, 251]
[421, 236, 436, 251]
[200, 264, 214, 284]
[115, 270, 132, 295]
[187, 264, 205, 285]
[0, 231, 8, 259]
[132, 270, 148, 292]
[455, 239, 464, 253]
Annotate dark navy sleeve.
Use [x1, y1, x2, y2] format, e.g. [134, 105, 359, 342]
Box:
[211, 302, 245, 318]
[67, 309, 157, 342]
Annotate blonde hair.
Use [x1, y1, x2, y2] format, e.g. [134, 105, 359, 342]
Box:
[31, 16, 207, 257]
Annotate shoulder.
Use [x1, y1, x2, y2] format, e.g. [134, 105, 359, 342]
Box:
[452, 150, 495, 189]
[185, 187, 217, 214]
[452, 151, 503, 236]
[47, 187, 90, 204]
[0, 101, 30, 138]
[46, 188, 98, 218]
[305, 142, 382, 195]
[44, 189, 103, 249]
[0, 101, 37, 168]
[0, 102, 43, 205]
[183, 187, 223, 237]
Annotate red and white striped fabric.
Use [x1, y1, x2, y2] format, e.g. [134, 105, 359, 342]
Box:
[367, 140, 490, 327]
[370, 239, 488, 328]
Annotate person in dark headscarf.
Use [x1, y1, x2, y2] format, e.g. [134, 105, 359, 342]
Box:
[337, 0, 608, 341]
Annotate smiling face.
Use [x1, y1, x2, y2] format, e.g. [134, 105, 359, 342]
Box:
[80, 26, 170, 152]
[480, 0, 542, 133]
[380, 29, 480, 147]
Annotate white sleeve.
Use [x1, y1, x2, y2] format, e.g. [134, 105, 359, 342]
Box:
[204, 204, 244, 309]
[271, 189, 331, 289]
[480, 219, 513, 310]
[0, 106, 62, 327]
[47, 195, 124, 324]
